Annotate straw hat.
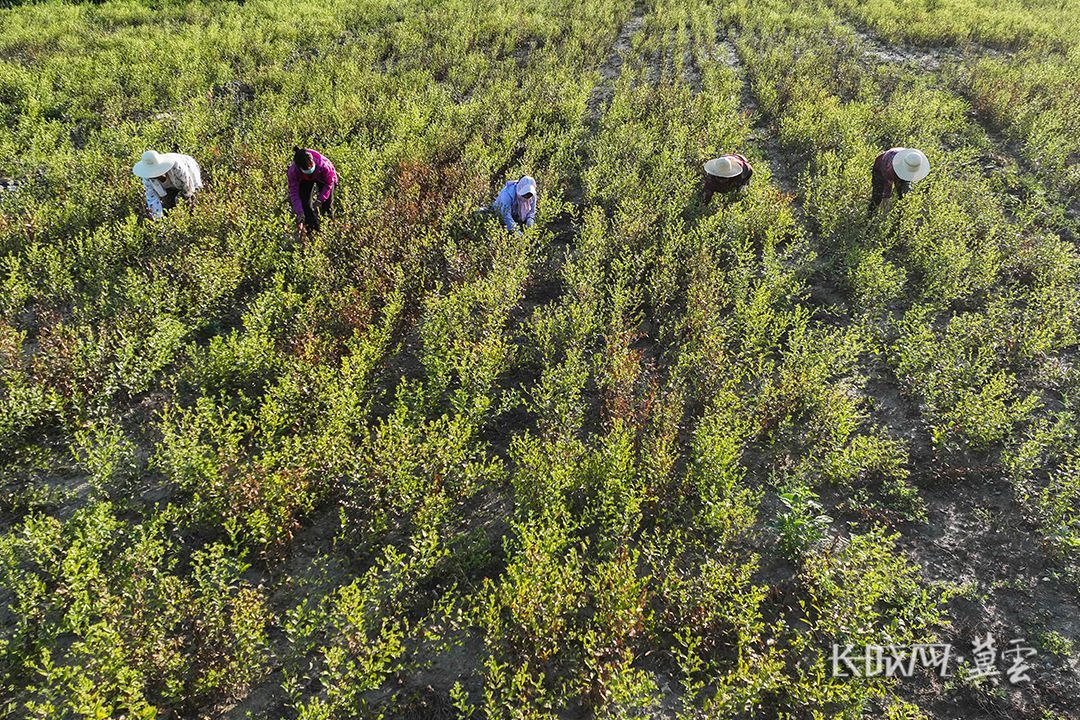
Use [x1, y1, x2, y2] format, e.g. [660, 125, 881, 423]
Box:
[703, 156, 743, 178]
[892, 148, 930, 182]
[132, 150, 175, 179]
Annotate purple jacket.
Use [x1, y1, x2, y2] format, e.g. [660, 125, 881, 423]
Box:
[288, 149, 337, 218]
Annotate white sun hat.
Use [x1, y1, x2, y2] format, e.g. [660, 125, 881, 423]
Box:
[703, 156, 743, 178]
[892, 148, 930, 183]
[517, 175, 537, 196]
[132, 150, 176, 179]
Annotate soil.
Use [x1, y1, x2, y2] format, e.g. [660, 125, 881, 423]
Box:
[586, 11, 645, 124]
[683, 46, 703, 93]
[901, 469, 1080, 718]
[851, 25, 1015, 69]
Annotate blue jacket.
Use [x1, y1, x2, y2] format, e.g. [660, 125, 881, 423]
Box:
[490, 177, 537, 232]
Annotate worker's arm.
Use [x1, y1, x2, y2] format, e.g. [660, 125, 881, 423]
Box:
[879, 154, 897, 202]
[143, 179, 164, 220]
[734, 166, 753, 193]
[287, 169, 305, 219]
[317, 161, 337, 205]
[880, 178, 894, 202]
[523, 202, 536, 228]
[869, 160, 886, 211]
[499, 204, 518, 232]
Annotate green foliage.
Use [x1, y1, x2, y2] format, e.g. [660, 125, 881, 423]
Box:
[775, 481, 832, 559]
[0, 503, 269, 716]
[1035, 453, 1080, 562]
[0, 0, 1076, 716]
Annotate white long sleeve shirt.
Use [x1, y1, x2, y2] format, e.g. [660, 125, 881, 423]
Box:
[142, 153, 203, 219]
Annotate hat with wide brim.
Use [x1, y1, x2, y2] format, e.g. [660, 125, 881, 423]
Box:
[892, 148, 930, 182]
[133, 150, 176, 178]
[703, 156, 743, 178]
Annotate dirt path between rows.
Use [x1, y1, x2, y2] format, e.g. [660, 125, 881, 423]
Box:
[719, 31, 847, 321]
[851, 26, 1015, 70]
[585, 10, 645, 127]
[717, 35, 805, 209]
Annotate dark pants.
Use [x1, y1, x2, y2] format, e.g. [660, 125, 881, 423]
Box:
[869, 170, 909, 212]
[161, 188, 180, 213]
[703, 171, 751, 205]
[299, 181, 335, 231]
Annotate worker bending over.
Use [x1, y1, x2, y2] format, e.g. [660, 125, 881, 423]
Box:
[703, 154, 753, 203]
[490, 175, 538, 234]
[289, 147, 338, 234]
[133, 150, 203, 220]
[870, 147, 930, 212]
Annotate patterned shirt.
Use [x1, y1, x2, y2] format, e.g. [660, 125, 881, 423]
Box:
[143, 153, 203, 219]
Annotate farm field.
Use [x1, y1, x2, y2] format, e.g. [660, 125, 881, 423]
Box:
[0, 0, 1079, 717]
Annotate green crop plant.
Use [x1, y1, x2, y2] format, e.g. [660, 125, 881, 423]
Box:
[0, 503, 270, 716]
[0, 0, 1077, 716]
[774, 481, 833, 559]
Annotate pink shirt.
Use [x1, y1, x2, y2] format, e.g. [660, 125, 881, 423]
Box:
[287, 149, 337, 217]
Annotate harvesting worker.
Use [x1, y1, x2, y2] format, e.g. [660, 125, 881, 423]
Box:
[132, 150, 203, 220]
[702, 154, 753, 203]
[869, 147, 930, 212]
[288, 146, 338, 234]
[489, 175, 538, 234]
